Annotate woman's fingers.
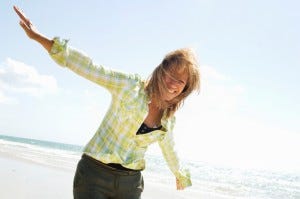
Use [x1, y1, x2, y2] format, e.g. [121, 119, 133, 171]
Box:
[19, 20, 28, 31]
[13, 5, 52, 51]
[13, 5, 34, 29]
[176, 178, 184, 190]
[14, 5, 39, 39]
[13, 6, 28, 23]
[14, 6, 27, 21]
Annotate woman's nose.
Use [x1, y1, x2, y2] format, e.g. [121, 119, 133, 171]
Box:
[169, 84, 179, 93]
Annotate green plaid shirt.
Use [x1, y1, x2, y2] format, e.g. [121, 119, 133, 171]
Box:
[49, 37, 191, 188]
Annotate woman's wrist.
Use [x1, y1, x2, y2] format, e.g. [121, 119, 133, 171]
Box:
[34, 34, 54, 52]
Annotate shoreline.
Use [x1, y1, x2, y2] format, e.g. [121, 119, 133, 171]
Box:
[0, 153, 228, 199]
[1, 136, 299, 199]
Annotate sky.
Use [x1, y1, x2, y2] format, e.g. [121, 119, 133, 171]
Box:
[1, 0, 299, 171]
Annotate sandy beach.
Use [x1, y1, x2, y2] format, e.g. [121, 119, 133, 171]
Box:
[0, 154, 228, 199]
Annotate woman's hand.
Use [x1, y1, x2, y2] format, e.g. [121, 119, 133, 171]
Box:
[13, 5, 53, 52]
[13, 6, 40, 40]
[176, 178, 184, 190]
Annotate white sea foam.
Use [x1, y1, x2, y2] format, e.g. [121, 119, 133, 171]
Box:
[0, 139, 80, 171]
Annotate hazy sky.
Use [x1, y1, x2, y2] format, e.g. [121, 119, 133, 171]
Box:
[1, 0, 299, 171]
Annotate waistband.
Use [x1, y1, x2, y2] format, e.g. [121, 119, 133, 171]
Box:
[81, 154, 140, 176]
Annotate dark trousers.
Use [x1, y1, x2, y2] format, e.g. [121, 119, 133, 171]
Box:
[73, 154, 144, 199]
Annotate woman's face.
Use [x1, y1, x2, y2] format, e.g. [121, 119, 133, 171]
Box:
[161, 67, 188, 101]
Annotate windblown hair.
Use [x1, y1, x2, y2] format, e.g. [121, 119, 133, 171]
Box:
[145, 48, 200, 118]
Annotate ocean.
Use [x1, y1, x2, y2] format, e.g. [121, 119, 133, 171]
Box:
[0, 134, 299, 199]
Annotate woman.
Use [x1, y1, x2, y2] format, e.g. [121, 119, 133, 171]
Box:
[14, 5, 200, 199]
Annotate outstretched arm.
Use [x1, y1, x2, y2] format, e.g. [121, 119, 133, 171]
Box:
[13, 5, 53, 52]
[13, 6, 136, 93]
[158, 127, 192, 190]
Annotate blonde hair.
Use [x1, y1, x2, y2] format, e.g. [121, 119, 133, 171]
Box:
[145, 48, 200, 117]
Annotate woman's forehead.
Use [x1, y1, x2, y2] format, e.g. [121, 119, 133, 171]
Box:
[166, 67, 188, 82]
[167, 65, 188, 76]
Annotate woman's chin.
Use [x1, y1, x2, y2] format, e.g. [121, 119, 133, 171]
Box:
[162, 95, 173, 102]
[163, 95, 176, 104]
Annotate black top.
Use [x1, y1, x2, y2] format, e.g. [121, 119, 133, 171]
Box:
[136, 123, 162, 135]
